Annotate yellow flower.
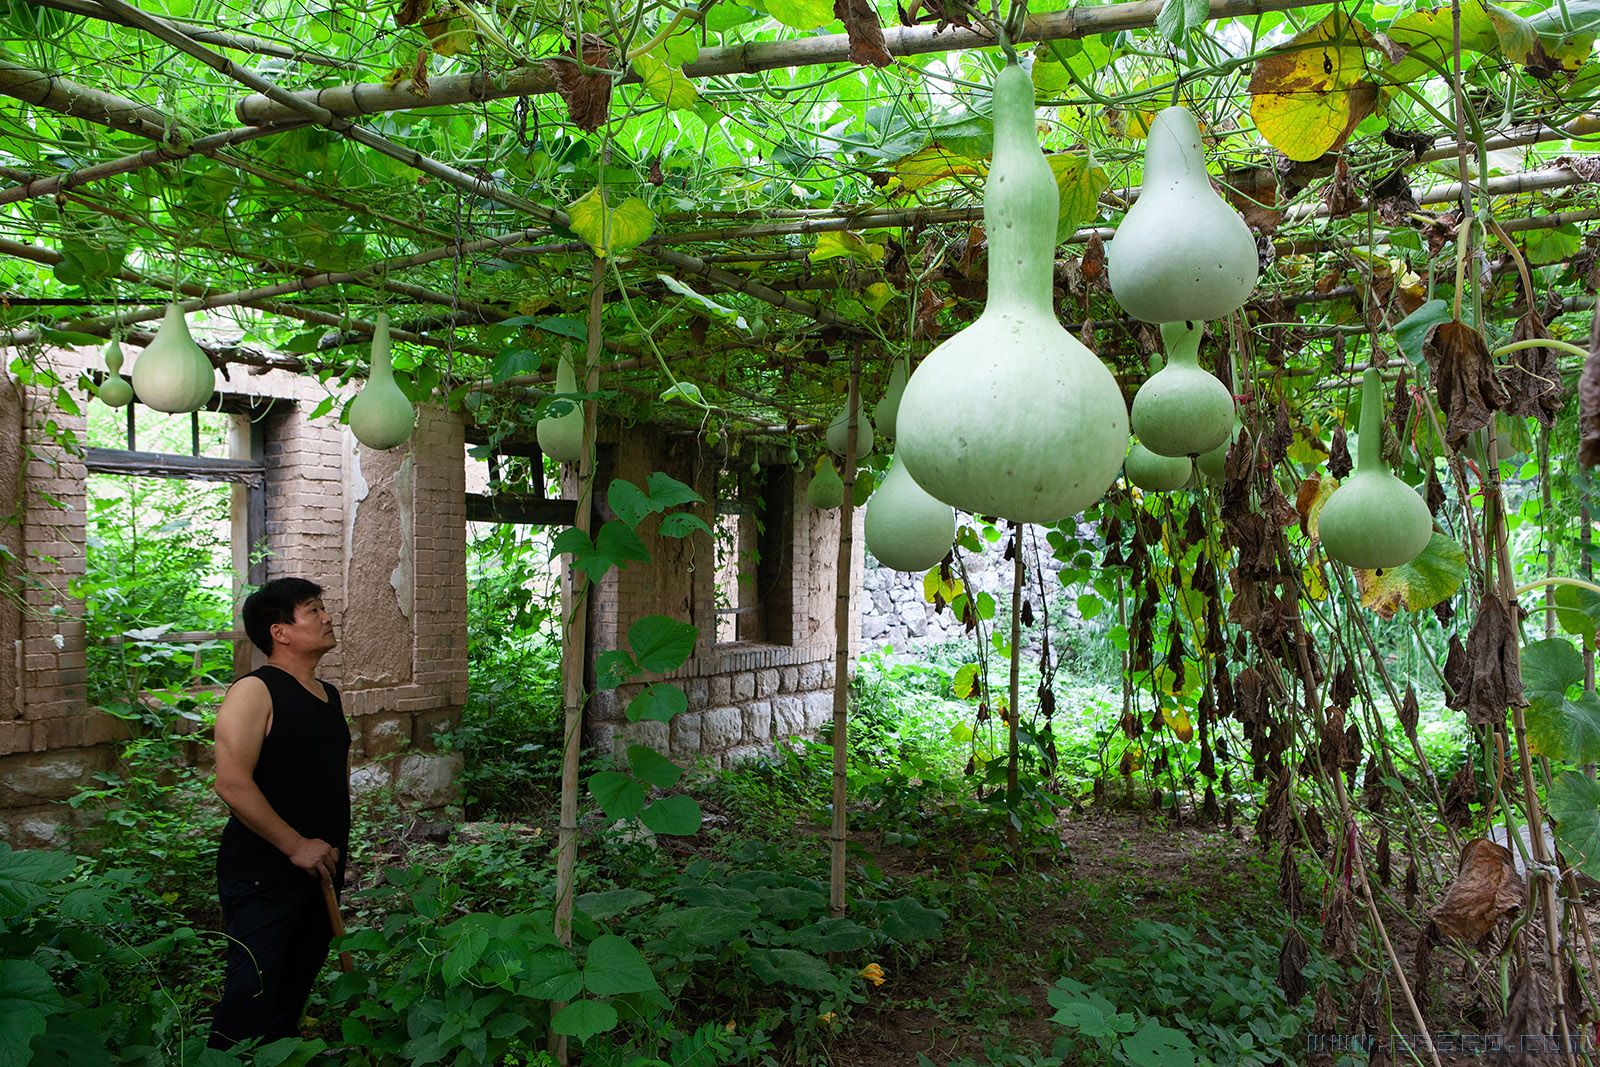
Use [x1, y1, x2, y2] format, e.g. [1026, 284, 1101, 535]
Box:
[817, 1011, 838, 1026]
[724, 1020, 736, 1033]
[859, 963, 886, 986]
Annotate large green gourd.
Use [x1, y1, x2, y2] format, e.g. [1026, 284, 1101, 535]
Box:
[537, 352, 585, 463]
[1124, 441, 1191, 492]
[806, 456, 844, 509]
[873, 355, 908, 439]
[865, 455, 955, 571]
[131, 304, 215, 413]
[1131, 321, 1234, 457]
[1107, 107, 1259, 323]
[896, 63, 1126, 523]
[348, 313, 416, 449]
[826, 394, 874, 458]
[97, 339, 133, 408]
[1318, 369, 1434, 570]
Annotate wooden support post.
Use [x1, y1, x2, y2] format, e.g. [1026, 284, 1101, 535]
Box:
[828, 355, 860, 919]
[551, 256, 603, 1063]
[1006, 526, 1023, 851]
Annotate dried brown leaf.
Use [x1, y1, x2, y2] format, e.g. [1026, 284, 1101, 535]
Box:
[1321, 157, 1360, 219]
[1555, 154, 1600, 183]
[1431, 838, 1524, 944]
[1460, 596, 1524, 726]
[395, 0, 431, 27]
[1277, 928, 1309, 1005]
[835, 0, 894, 66]
[1399, 683, 1419, 738]
[1443, 758, 1478, 828]
[548, 36, 614, 132]
[1321, 882, 1358, 960]
[1581, 312, 1600, 468]
[1500, 311, 1565, 425]
[1424, 320, 1507, 447]
[1328, 425, 1352, 478]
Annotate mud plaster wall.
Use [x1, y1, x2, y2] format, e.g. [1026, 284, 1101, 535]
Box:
[582, 424, 865, 768]
[0, 345, 468, 848]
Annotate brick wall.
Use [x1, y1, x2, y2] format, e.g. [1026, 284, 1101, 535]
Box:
[0, 342, 469, 846]
[582, 424, 864, 768]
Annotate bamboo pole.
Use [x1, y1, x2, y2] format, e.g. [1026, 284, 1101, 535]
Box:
[236, 0, 1340, 125]
[1005, 528, 1023, 852]
[0, 57, 179, 141]
[34, 0, 355, 67]
[828, 356, 859, 919]
[551, 256, 603, 1063]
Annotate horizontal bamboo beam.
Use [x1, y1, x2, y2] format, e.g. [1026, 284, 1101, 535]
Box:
[33, 0, 355, 68]
[86, 446, 264, 486]
[0, 57, 178, 141]
[235, 0, 1316, 125]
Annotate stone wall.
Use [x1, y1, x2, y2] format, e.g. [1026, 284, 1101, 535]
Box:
[582, 426, 865, 767]
[0, 340, 469, 846]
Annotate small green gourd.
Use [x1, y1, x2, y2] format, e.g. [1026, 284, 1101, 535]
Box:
[865, 454, 955, 571]
[537, 352, 585, 463]
[1107, 107, 1260, 324]
[1318, 369, 1433, 570]
[895, 63, 1127, 523]
[807, 456, 844, 509]
[1197, 421, 1241, 481]
[1131, 321, 1234, 457]
[131, 304, 214, 413]
[348, 313, 416, 450]
[1124, 442, 1191, 492]
[826, 395, 874, 458]
[97, 339, 133, 408]
[873, 356, 908, 439]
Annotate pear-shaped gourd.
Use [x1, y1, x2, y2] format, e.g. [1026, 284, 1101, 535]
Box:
[1318, 369, 1433, 570]
[97, 339, 133, 408]
[866, 455, 955, 571]
[1124, 442, 1191, 492]
[1197, 421, 1241, 481]
[537, 353, 585, 463]
[1131, 321, 1234, 457]
[806, 456, 844, 509]
[1107, 107, 1260, 324]
[826, 395, 874, 458]
[896, 63, 1127, 524]
[131, 304, 214, 413]
[347, 313, 416, 449]
[873, 356, 908, 439]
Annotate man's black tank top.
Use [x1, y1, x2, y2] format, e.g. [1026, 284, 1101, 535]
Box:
[216, 665, 351, 886]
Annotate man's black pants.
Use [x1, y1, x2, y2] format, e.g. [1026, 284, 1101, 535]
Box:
[207, 875, 333, 1049]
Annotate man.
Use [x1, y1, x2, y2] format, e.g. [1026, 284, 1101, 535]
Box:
[208, 577, 350, 1049]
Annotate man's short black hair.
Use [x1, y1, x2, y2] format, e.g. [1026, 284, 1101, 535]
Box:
[243, 578, 324, 655]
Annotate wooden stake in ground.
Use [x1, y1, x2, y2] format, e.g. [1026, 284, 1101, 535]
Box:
[829, 355, 860, 919]
[1006, 525, 1024, 852]
[550, 256, 603, 1065]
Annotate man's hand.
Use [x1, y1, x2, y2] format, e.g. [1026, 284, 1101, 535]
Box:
[288, 837, 340, 882]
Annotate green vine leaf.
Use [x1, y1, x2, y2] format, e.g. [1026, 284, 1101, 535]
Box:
[632, 52, 699, 110]
[1352, 533, 1466, 618]
[1551, 770, 1600, 882]
[550, 998, 618, 1041]
[567, 189, 655, 257]
[640, 794, 702, 835]
[628, 615, 697, 673]
[1520, 638, 1600, 764]
[756, 0, 834, 29]
[1048, 151, 1108, 241]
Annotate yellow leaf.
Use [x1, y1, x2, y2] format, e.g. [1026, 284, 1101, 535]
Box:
[1303, 559, 1329, 601]
[1248, 9, 1380, 162]
[566, 189, 655, 258]
[632, 52, 698, 110]
[811, 230, 884, 264]
[1047, 151, 1108, 241]
[1383, 4, 1498, 82]
[1296, 474, 1339, 541]
[894, 144, 984, 192]
[1354, 533, 1467, 619]
[1163, 707, 1194, 744]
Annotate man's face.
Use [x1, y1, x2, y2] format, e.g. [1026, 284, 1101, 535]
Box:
[273, 598, 337, 654]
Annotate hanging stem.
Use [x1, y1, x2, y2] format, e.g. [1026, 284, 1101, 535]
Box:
[1006, 524, 1024, 851]
[828, 353, 860, 919]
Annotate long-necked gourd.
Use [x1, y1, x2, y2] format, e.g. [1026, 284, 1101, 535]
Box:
[866, 455, 955, 571]
[807, 455, 844, 509]
[1197, 420, 1241, 481]
[1107, 107, 1259, 324]
[873, 355, 908, 439]
[347, 313, 416, 449]
[1131, 321, 1234, 457]
[826, 394, 874, 458]
[97, 339, 133, 408]
[537, 352, 585, 463]
[895, 62, 1127, 523]
[1124, 441, 1191, 492]
[1318, 369, 1433, 570]
[131, 304, 215, 413]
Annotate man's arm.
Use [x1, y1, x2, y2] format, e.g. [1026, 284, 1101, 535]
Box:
[214, 676, 340, 882]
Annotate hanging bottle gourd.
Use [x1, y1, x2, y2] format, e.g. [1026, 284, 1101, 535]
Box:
[131, 303, 215, 413]
[806, 455, 844, 509]
[1318, 369, 1434, 570]
[537, 352, 585, 463]
[873, 355, 908, 440]
[866, 455, 955, 571]
[1107, 107, 1259, 324]
[96, 338, 133, 408]
[825, 394, 874, 458]
[896, 62, 1126, 523]
[1197, 421, 1241, 481]
[1124, 442, 1191, 492]
[1131, 321, 1234, 457]
[347, 313, 416, 450]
